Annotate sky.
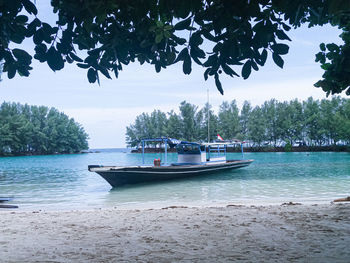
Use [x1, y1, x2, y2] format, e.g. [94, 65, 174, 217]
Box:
[0, 1, 347, 148]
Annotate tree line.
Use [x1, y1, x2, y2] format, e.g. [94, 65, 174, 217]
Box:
[126, 97, 350, 148]
[0, 102, 89, 156]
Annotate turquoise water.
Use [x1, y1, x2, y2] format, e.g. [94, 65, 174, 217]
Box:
[0, 152, 349, 210]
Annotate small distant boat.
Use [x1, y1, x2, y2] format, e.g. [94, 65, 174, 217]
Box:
[0, 197, 13, 203]
[88, 138, 253, 187]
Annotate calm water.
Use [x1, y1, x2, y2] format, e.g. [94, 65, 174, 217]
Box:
[0, 152, 349, 210]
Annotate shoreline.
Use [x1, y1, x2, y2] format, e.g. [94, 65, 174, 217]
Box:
[1, 203, 349, 262]
[0, 199, 345, 213]
[3, 197, 345, 212]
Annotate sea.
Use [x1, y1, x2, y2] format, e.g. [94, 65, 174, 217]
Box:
[0, 150, 349, 210]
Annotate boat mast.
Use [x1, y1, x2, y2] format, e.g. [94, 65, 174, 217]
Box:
[207, 88, 210, 143]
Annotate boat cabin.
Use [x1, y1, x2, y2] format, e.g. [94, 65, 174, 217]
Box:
[140, 138, 244, 166]
[175, 142, 227, 165]
[176, 142, 207, 164]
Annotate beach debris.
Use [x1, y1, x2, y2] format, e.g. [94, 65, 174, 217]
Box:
[226, 204, 244, 208]
[0, 204, 19, 209]
[281, 202, 302, 206]
[333, 196, 350, 202]
[161, 206, 188, 209]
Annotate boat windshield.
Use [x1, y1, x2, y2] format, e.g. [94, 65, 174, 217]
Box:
[176, 143, 201, 154]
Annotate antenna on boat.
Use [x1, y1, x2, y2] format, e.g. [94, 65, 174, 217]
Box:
[207, 88, 210, 143]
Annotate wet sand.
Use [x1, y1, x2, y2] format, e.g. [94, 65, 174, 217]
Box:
[1, 203, 350, 262]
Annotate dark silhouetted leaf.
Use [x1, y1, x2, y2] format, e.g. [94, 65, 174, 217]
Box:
[33, 29, 44, 45]
[15, 15, 29, 24]
[7, 67, 16, 79]
[26, 18, 41, 37]
[276, 30, 291, 41]
[174, 18, 192, 30]
[260, 49, 268, 65]
[87, 68, 97, 83]
[12, 49, 32, 63]
[222, 64, 239, 77]
[251, 61, 259, 71]
[66, 56, 73, 63]
[47, 47, 64, 71]
[174, 48, 188, 63]
[96, 71, 100, 85]
[22, 0, 38, 15]
[172, 35, 186, 45]
[242, 60, 252, 79]
[77, 63, 89, 69]
[271, 43, 289, 55]
[326, 43, 339, 52]
[183, 49, 192, 74]
[272, 53, 284, 68]
[10, 32, 25, 44]
[204, 68, 211, 80]
[155, 62, 161, 72]
[189, 32, 203, 46]
[214, 73, 224, 95]
[69, 52, 83, 62]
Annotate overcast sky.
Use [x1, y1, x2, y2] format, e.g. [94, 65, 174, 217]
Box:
[0, 2, 347, 148]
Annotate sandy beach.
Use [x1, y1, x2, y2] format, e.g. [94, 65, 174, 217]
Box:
[1, 203, 350, 262]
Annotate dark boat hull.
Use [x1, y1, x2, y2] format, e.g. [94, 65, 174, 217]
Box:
[88, 159, 253, 187]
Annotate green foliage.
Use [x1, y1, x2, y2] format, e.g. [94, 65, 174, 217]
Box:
[126, 97, 350, 148]
[0, 102, 89, 156]
[218, 101, 240, 140]
[284, 142, 292, 152]
[1, 1, 350, 95]
[314, 6, 350, 96]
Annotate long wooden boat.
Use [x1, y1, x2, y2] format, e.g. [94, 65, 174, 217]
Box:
[88, 138, 253, 187]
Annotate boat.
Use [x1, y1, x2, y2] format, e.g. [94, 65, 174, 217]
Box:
[88, 138, 253, 187]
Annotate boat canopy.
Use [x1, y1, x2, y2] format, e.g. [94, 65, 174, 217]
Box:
[202, 139, 245, 146]
[176, 142, 203, 155]
[140, 137, 182, 148]
[139, 137, 246, 165]
[140, 138, 244, 148]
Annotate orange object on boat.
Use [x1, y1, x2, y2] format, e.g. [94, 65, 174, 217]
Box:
[154, 158, 161, 166]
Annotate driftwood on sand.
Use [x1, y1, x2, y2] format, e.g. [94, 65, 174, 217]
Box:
[333, 196, 350, 202]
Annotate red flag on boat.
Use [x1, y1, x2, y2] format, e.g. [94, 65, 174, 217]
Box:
[217, 134, 224, 141]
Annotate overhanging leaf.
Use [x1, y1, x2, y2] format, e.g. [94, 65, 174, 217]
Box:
[22, 0, 38, 15]
[87, 68, 97, 83]
[174, 48, 188, 63]
[272, 53, 284, 68]
[222, 64, 239, 77]
[242, 60, 252, 79]
[271, 43, 289, 55]
[183, 49, 192, 74]
[276, 30, 291, 41]
[204, 68, 211, 81]
[77, 63, 89, 69]
[47, 47, 64, 71]
[69, 52, 83, 62]
[174, 18, 192, 30]
[12, 49, 32, 63]
[259, 49, 268, 66]
[214, 73, 224, 95]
